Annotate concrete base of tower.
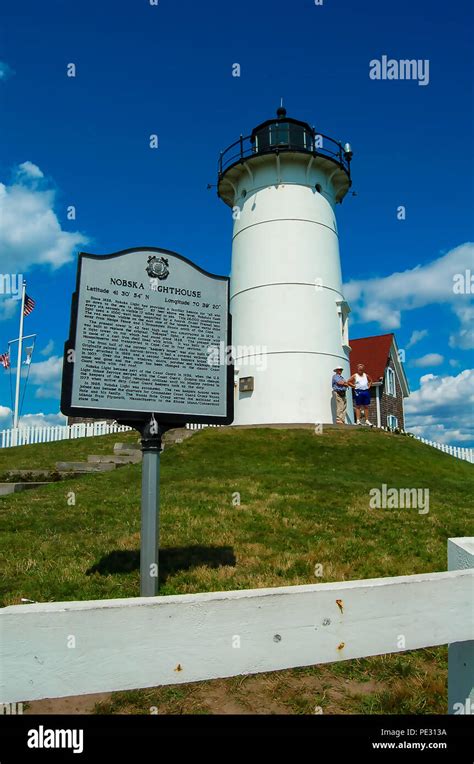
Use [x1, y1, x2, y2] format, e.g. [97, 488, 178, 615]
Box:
[232, 352, 354, 426]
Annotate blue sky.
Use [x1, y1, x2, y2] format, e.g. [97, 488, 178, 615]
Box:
[0, 0, 473, 444]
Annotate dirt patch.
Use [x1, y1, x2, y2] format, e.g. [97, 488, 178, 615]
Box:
[21, 672, 395, 715]
[25, 692, 112, 715]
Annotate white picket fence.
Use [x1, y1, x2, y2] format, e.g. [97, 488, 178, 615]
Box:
[413, 436, 473, 464]
[185, 423, 223, 431]
[0, 421, 216, 448]
[0, 538, 472, 713]
[0, 421, 132, 449]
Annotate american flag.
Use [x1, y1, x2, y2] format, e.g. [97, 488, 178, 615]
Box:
[0, 351, 10, 369]
[24, 293, 35, 316]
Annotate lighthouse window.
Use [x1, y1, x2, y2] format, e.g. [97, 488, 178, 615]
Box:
[290, 123, 308, 149]
[254, 122, 310, 153]
[270, 123, 290, 146]
[337, 301, 350, 346]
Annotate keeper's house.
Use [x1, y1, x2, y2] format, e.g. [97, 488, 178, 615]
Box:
[349, 333, 410, 430]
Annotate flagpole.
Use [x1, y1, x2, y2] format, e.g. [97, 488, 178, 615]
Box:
[13, 280, 26, 430]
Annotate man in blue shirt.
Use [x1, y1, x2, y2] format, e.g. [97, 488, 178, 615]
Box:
[332, 366, 348, 424]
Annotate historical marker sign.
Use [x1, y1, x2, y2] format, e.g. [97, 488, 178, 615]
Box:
[61, 247, 234, 426]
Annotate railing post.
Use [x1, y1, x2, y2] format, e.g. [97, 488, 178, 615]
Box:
[239, 134, 243, 160]
[448, 538, 474, 714]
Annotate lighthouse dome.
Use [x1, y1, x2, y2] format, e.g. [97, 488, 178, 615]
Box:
[250, 108, 314, 155]
[218, 106, 352, 206]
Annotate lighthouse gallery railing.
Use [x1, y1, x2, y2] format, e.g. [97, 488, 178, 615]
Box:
[218, 129, 351, 178]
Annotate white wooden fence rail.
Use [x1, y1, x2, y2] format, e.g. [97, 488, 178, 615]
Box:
[0, 538, 472, 713]
[0, 422, 132, 449]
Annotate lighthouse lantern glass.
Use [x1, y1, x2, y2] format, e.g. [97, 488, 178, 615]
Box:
[254, 122, 312, 155]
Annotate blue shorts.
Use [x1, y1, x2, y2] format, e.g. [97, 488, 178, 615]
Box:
[354, 389, 371, 406]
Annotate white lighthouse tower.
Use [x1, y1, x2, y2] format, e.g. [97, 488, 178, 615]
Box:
[217, 106, 354, 425]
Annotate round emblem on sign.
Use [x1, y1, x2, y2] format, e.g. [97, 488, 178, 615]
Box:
[146, 255, 169, 280]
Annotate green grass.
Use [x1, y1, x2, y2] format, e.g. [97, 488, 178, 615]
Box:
[0, 430, 139, 476]
[1, 426, 472, 714]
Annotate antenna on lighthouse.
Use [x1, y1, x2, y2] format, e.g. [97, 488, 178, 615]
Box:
[277, 98, 287, 118]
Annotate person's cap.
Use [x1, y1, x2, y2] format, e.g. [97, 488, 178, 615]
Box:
[333, 366, 343, 372]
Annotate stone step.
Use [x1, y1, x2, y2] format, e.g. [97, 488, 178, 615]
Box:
[113, 450, 143, 460]
[162, 428, 196, 449]
[56, 461, 116, 473]
[87, 454, 141, 465]
[0, 482, 53, 496]
[7, 469, 62, 479]
[113, 442, 141, 454]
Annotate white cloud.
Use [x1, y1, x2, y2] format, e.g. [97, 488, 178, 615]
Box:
[0, 163, 90, 271]
[28, 354, 63, 398]
[0, 61, 13, 82]
[449, 305, 474, 349]
[0, 407, 66, 428]
[40, 339, 55, 356]
[17, 161, 44, 180]
[35, 386, 60, 400]
[344, 243, 473, 344]
[0, 405, 11, 423]
[449, 359, 460, 367]
[406, 329, 428, 349]
[411, 353, 444, 368]
[8, 354, 64, 399]
[408, 422, 473, 444]
[21, 411, 67, 427]
[405, 369, 474, 445]
[23, 354, 63, 385]
[0, 297, 19, 321]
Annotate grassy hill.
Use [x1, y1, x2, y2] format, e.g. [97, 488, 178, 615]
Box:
[0, 426, 472, 714]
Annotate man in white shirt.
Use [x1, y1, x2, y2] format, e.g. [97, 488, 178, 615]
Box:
[348, 363, 373, 425]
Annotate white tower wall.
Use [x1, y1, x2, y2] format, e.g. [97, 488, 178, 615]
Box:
[219, 125, 353, 426]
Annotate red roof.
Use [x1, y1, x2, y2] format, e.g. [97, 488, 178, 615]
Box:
[349, 333, 394, 382]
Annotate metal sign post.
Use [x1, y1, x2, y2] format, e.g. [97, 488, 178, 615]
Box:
[139, 418, 164, 596]
[117, 415, 177, 597]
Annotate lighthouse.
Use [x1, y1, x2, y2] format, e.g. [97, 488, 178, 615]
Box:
[217, 106, 354, 425]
